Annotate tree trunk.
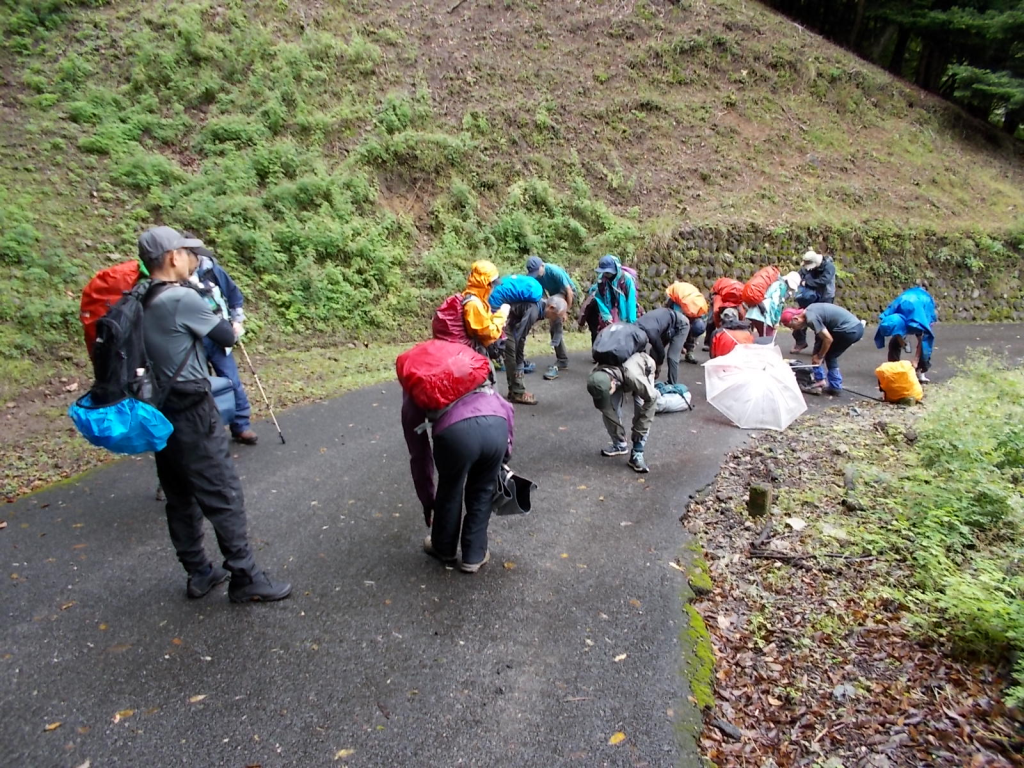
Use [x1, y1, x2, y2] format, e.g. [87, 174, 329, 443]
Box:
[888, 26, 910, 77]
[849, 0, 866, 48]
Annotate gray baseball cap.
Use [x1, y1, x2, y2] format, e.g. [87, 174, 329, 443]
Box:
[137, 226, 204, 263]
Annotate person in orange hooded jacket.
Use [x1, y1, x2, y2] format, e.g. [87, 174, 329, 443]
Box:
[462, 260, 510, 352]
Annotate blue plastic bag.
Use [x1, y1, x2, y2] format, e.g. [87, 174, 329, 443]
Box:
[69, 394, 174, 455]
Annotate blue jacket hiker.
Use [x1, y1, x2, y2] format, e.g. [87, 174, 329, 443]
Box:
[188, 238, 257, 445]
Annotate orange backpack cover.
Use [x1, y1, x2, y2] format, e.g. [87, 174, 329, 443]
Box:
[710, 328, 755, 359]
[80, 260, 141, 357]
[665, 282, 709, 320]
[875, 361, 923, 403]
[742, 266, 781, 307]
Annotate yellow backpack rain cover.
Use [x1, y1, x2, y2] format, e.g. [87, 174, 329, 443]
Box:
[875, 360, 924, 403]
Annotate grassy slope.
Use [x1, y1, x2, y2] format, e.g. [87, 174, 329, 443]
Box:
[1, 0, 1023, 498]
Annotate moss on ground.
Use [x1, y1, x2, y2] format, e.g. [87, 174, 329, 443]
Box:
[682, 603, 716, 712]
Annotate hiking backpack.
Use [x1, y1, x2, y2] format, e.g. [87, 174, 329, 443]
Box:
[710, 328, 755, 359]
[591, 323, 649, 366]
[742, 266, 780, 307]
[69, 281, 193, 455]
[431, 294, 474, 345]
[396, 339, 492, 414]
[875, 361, 923, 403]
[80, 260, 141, 356]
[665, 282, 709, 320]
[488, 275, 543, 310]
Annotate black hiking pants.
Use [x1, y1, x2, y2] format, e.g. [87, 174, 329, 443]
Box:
[504, 301, 540, 396]
[155, 386, 256, 578]
[431, 416, 507, 565]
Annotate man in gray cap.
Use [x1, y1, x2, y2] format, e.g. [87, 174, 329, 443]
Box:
[139, 226, 291, 603]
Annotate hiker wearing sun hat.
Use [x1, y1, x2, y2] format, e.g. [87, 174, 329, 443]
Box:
[791, 249, 836, 354]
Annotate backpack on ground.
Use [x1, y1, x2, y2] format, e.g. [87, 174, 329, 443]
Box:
[431, 294, 473, 344]
[591, 323, 649, 366]
[875, 361, 923, 403]
[742, 266, 781, 307]
[710, 328, 755, 359]
[396, 339, 492, 413]
[69, 281, 190, 455]
[654, 381, 693, 413]
[80, 260, 141, 356]
[666, 282, 709, 320]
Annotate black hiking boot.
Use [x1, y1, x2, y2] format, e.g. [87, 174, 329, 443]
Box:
[187, 564, 230, 599]
[228, 571, 292, 603]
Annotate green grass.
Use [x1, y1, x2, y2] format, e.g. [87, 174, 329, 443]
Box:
[847, 357, 1024, 702]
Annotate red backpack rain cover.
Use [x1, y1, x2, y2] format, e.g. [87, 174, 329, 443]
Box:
[396, 339, 491, 412]
[711, 278, 745, 324]
[80, 260, 141, 357]
[741, 266, 781, 306]
[431, 294, 471, 344]
[710, 328, 755, 359]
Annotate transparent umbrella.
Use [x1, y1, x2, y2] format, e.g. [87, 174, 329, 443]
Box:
[703, 344, 807, 430]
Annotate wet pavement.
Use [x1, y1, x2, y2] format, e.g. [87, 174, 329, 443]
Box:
[2, 323, 1022, 767]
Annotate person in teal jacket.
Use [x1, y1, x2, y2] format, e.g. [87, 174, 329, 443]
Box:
[526, 255, 578, 379]
[579, 255, 637, 342]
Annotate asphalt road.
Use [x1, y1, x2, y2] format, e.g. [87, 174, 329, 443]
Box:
[3, 324, 1022, 768]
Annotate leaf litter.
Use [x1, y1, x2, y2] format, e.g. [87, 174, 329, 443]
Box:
[684, 400, 1024, 767]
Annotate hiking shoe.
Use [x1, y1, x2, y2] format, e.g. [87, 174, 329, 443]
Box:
[423, 535, 457, 565]
[917, 372, 930, 384]
[543, 366, 559, 380]
[790, 345, 809, 355]
[628, 451, 650, 473]
[458, 550, 490, 573]
[494, 360, 506, 372]
[155, 484, 165, 502]
[823, 387, 843, 396]
[232, 430, 258, 445]
[228, 571, 292, 603]
[702, 344, 710, 352]
[684, 352, 698, 364]
[509, 391, 538, 405]
[522, 361, 536, 374]
[187, 564, 230, 599]
[556, 360, 569, 370]
[601, 442, 629, 457]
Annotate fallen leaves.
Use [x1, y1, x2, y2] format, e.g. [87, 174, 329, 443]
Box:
[112, 709, 133, 723]
[43, 721, 61, 732]
[608, 731, 626, 745]
[188, 694, 207, 704]
[503, 561, 516, 570]
[613, 653, 627, 662]
[687, 399, 1024, 766]
[334, 748, 356, 759]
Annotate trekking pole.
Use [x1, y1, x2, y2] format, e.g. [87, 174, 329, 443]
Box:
[842, 387, 882, 402]
[237, 341, 286, 444]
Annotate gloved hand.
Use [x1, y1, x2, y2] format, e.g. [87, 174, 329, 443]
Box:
[495, 303, 511, 319]
[232, 322, 244, 341]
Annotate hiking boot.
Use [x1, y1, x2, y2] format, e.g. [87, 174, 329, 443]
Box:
[187, 564, 230, 599]
[543, 366, 559, 380]
[628, 451, 650, 473]
[155, 484, 165, 502]
[228, 571, 292, 603]
[790, 344, 808, 355]
[509, 391, 537, 405]
[232, 430, 258, 446]
[823, 386, 843, 396]
[556, 360, 569, 370]
[601, 442, 629, 457]
[917, 372, 930, 384]
[522, 361, 536, 374]
[684, 352, 698, 364]
[458, 550, 490, 573]
[424, 535, 457, 564]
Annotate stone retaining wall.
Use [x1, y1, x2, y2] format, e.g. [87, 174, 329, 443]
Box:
[626, 223, 1024, 322]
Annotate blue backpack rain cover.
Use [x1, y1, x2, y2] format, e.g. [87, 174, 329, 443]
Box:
[488, 275, 543, 310]
[69, 394, 173, 455]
